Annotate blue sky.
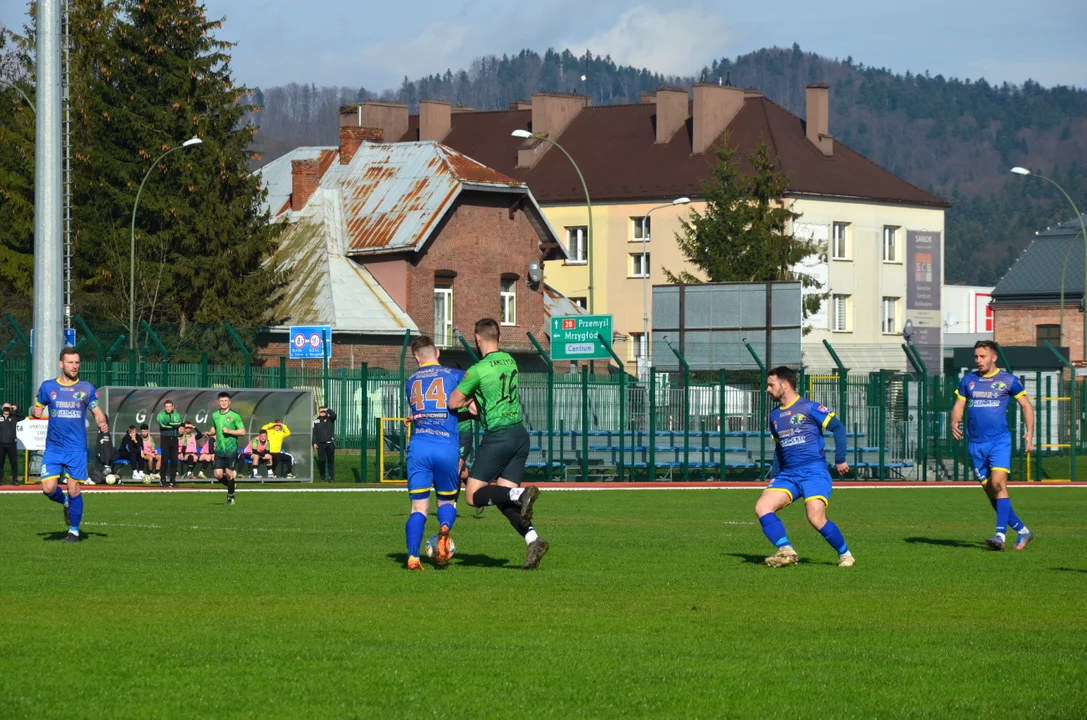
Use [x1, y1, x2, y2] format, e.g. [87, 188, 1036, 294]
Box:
[3, 0, 1085, 90]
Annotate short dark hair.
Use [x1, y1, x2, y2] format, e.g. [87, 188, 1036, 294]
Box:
[217, 391, 231, 399]
[164, 399, 174, 405]
[409, 336, 436, 356]
[974, 340, 999, 354]
[768, 366, 799, 391]
[139, 423, 149, 431]
[128, 425, 137, 431]
[475, 318, 500, 343]
[59, 347, 79, 361]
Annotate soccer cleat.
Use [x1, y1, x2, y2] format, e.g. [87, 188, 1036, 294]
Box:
[197, 471, 207, 479]
[286, 473, 296, 479]
[985, 536, 1006, 552]
[64, 531, 80, 543]
[519, 485, 540, 523]
[266, 470, 274, 478]
[522, 538, 549, 569]
[1014, 530, 1033, 551]
[474, 505, 485, 517]
[838, 553, 856, 568]
[63, 503, 70, 526]
[84, 478, 96, 486]
[251, 470, 259, 478]
[407, 557, 425, 571]
[435, 524, 453, 568]
[226, 495, 236, 506]
[765, 546, 799, 568]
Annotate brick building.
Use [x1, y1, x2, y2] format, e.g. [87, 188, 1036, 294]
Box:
[256, 127, 574, 369]
[991, 214, 1087, 360]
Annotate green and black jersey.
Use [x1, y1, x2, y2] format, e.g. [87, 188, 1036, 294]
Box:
[210, 409, 245, 457]
[456, 351, 522, 432]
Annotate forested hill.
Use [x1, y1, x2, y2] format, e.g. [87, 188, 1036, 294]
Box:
[249, 46, 1087, 287]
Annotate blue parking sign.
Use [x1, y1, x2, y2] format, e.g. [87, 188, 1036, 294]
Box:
[289, 325, 332, 360]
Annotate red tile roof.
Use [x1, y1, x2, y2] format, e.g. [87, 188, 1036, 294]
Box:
[400, 97, 947, 208]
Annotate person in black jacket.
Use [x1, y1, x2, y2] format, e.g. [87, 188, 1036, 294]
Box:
[312, 406, 337, 483]
[0, 402, 23, 484]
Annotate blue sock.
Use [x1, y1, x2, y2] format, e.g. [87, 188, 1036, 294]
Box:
[818, 520, 849, 555]
[405, 511, 427, 559]
[995, 497, 1010, 537]
[1007, 505, 1026, 533]
[44, 486, 66, 505]
[68, 494, 84, 533]
[437, 503, 456, 532]
[759, 513, 790, 548]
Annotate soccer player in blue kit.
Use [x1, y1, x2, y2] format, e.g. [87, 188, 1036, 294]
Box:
[31, 348, 109, 542]
[403, 336, 474, 570]
[950, 340, 1035, 551]
[755, 366, 855, 568]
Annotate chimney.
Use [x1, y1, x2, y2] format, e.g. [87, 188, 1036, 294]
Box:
[509, 100, 532, 110]
[639, 92, 656, 104]
[419, 100, 451, 142]
[517, 92, 588, 168]
[654, 87, 688, 144]
[805, 84, 833, 156]
[290, 158, 320, 212]
[340, 125, 383, 165]
[336, 101, 409, 143]
[691, 84, 745, 154]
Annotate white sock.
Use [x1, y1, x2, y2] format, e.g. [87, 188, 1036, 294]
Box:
[524, 528, 539, 545]
[1019, 525, 1030, 535]
[508, 487, 524, 502]
[996, 532, 1006, 542]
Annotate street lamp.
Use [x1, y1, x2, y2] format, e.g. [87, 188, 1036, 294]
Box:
[1010, 167, 1087, 356]
[641, 197, 690, 369]
[130, 136, 202, 352]
[511, 129, 596, 313]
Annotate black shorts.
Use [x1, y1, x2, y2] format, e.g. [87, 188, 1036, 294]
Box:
[459, 431, 474, 465]
[213, 455, 237, 472]
[471, 425, 530, 485]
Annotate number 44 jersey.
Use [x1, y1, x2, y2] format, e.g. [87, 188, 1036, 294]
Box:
[405, 363, 465, 447]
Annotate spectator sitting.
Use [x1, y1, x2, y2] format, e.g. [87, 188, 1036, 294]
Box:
[118, 425, 143, 480]
[139, 423, 162, 482]
[262, 418, 295, 479]
[195, 434, 215, 479]
[178, 423, 205, 479]
[244, 430, 274, 478]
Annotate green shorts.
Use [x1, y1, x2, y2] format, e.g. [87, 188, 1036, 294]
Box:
[471, 425, 530, 485]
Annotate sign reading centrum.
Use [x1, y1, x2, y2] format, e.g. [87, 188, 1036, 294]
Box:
[550, 315, 613, 361]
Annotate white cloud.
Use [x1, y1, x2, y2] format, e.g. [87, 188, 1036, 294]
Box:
[560, 4, 734, 77]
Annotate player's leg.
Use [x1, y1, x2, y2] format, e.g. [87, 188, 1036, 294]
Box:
[226, 459, 237, 503]
[283, 452, 295, 479]
[990, 436, 1031, 550]
[405, 448, 433, 570]
[63, 454, 88, 541]
[38, 453, 70, 526]
[493, 430, 546, 569]
[755, 480, 798, 567]
[801, 469, 853, 566]
[324, 445, 335, 483]
[433, 445, 461, 568]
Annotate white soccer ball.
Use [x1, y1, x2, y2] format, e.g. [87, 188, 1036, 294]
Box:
[424, 534, 456, 560]
[105, 474, 118, 485]
[141, 473, 152, 486]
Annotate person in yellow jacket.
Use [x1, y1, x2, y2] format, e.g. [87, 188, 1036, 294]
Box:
[261, 419, 295, 478]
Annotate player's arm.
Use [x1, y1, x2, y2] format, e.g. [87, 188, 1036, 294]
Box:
[950, 397, 966, 440]
[1016, 393, 1035, 454]
[449, 369, 480, 410]
[281, 424, 291, 437]
[825, 415, 850, 475]
[261, 422, 274, 432]
[226, 417, 247, 436]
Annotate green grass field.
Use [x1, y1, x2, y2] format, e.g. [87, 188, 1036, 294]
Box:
[1, 486, 1085, 718]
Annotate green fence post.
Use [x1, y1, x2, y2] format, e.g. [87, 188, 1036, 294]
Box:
[822, 340, 848, 433]
[104, 335, 125, 387]
[454, 329, 481, 363]
[995, 342, 1014, 374]
[5, 315, 31, 409]
[360, 363, 369, 484]
[279, 356, 287, 389]
[745, 341, 767, 476]
[581, 364, 590, 482]
[0, 339, 16, 403]
[398, 329, 411, 478]
[878, 369, 887, 480]
[140, 320, 170, 387]
[649, 366, 657, 481]
[718, 368, 727, 472]
[129, 350, 137, 387]
[665, 338, 691, 482]
[223, 322, 251, 387]
[200, 352, 209, 387]
[527, 332, 554, 482]
[597, 333, 626, 482]
[73, 315, 103, 388]
[1043, 340, 1075, 481]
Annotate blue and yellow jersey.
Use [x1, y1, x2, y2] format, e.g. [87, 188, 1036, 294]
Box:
[956, 369, 1026, 442]
[769, 396, 836, 469]
[35, 377, 99, 453]
[406, 363, 465, 448]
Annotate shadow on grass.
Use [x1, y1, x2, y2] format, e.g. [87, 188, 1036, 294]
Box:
[37, 530, 108, 542]
[385, 552, 514, 569]
[904, 537, 986, 550]
[724, 552, 835, 567]
[1052, 567, 1087, 574]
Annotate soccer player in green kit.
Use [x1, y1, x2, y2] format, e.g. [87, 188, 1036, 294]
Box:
[205, 391, 246, 505]
[449, 318, 547, 569]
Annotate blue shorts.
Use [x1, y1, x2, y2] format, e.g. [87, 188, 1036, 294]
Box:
[40, 448, 88, 483]
[968, 436, 1013, 483]
[766, 462, 833, 506]
[406, 442, 460, 501]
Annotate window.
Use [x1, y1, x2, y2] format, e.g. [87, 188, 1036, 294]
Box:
[630, 252, 650, 278]
[433, 286, 453, 347]
[832, 294, 850, 332]
[832, 222, 850, 260]
[565, 226, 587, 264]
[881, 297, 899, 335]
[500, 278, 517, 326]
[882, 226, 899, 263]
[1036, 324, 1061, 347]
[631, 216, 650, 241]
[630, 332, 647, 361]
[569, 296, 587, 310]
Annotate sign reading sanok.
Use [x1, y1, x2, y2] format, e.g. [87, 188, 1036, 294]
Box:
[550, 315, 613, 361]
